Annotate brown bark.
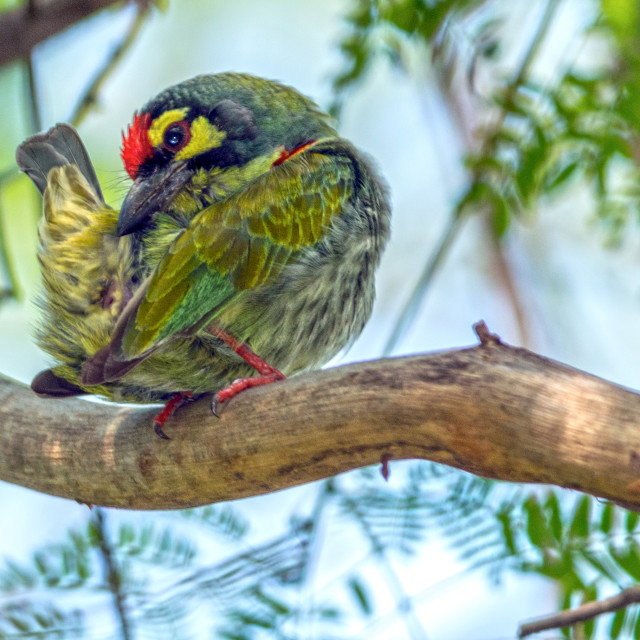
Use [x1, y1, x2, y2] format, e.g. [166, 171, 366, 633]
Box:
[0, 0, 125, 67]
[519, 586, 640, 637]
[1, 329, 639, 511]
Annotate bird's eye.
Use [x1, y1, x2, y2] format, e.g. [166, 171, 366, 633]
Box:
[162, 121, 191, 152]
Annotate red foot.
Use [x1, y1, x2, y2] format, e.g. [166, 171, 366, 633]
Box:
[207, 326, 285, 416]
[153, 391, 194, 439]
[211, 372, 285, 416]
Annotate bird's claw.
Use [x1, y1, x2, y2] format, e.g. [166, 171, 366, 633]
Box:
[210, 394, 225, 418]
[152, 391, 194, 439]
[153, 420, 171, 440]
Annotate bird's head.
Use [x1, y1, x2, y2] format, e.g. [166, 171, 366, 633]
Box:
[118, 72, 337, 236]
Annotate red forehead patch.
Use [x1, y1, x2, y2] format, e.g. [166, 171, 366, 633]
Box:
[121, 112, 153, 179]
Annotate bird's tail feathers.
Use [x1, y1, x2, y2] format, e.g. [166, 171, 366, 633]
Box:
[31, 368, 89, 398]
[16, 123, 104, 201]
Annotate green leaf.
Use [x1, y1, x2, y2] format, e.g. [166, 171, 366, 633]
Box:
[349, 577, 373, 616]
[626, 510, 639, 533]
[611, 607, 626, 639]
[235, 613, 273, 629]
[601, 502, 614, 533]
[7, 613, 29, 632]
[119, 524, 134, 546]
[491, 196, 510, 237]
[569, 496, 591, 538]
[524, 496, 553, 548]
[602, 0, 640, 44]
[496, 508, 516, 555]
[253, 588, 290, 616]
[634, 605, 640, 640]
[140, 524, 153, 548]
[547, 161, 579, 191]
[544, 492, 563, 542]
[583, 615, 595, 639]
[610, 544, 640, 581]
[581, 584, 597, 639]
[319, 606, 341, 619]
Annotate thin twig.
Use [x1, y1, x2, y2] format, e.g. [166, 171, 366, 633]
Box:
[93, 508, 133, 640]
[384, 0, 560, 355]
[70, 4, 151, 128]
[519, 585, 640, 637]
[488, 229, 531, 346]
[24, 55, 42, 133]
[0, 198, 21, 300]
[382, 214, 463, 355]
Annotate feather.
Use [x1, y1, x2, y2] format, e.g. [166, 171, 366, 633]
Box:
[31, 368, 88, 398]
[16, 124, 103, 200]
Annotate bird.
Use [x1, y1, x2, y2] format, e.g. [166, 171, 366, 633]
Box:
[20, 72, 391, 438]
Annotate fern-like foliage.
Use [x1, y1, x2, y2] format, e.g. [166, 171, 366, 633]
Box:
[502, 494, 640, 639]
[331, 0, 489, 116]
[333, 0, 640, 245]
[0, 601, 83, 639]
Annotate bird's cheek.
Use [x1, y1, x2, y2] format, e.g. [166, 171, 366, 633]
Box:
[174, 116, 227, 161]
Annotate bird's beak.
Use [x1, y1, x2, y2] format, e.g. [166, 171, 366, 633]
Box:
[117, 160, 193, 236]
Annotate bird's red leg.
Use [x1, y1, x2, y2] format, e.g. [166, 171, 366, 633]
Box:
[208, 327, 285, 416]
[152, 391, 194, 439]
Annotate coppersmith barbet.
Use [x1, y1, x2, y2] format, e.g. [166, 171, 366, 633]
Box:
[20, 73, 391, 437]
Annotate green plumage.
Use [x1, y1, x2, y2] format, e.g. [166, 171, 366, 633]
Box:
[19, 73, 391, 406]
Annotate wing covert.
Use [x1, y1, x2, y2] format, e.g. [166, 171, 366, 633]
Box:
[118, 139, 355, 359]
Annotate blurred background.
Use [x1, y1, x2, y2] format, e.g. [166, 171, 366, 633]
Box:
[1, 0, 640, 638]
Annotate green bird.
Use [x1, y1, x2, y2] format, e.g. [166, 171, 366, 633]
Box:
[21, 73, 391, 437]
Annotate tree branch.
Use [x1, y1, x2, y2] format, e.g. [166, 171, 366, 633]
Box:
[1, 328, 640, 510]
[0, 0, 125, 67]
[519, 585, 640, 637]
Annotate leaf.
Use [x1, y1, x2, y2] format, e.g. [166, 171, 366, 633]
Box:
[626, 510, 639, 533]
[349, 577, 373, 616]
[544, 492, 563, 542]
[581, 584, 598, 639]
[611, 607, 626, 639]
[609, 544, 640, 581]
[569, 496, 591, 538]
[601, 502, 614, 534]
[496, 508, 516, 555]
[634, 605, 640, 640]
[235, 612, 273, 629]
[547, 161, 579, 191]
[602, 0, 640, 44]
[253, 588, 290, 616]
[524, 496, 553, 548]
[491, 193, 510, 237]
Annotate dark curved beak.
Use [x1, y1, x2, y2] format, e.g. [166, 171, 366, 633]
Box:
[117, 160, 193, 236]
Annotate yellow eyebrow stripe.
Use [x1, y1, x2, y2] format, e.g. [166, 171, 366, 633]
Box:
[149, 111, 227, 160]
[148, 108, 188, 147]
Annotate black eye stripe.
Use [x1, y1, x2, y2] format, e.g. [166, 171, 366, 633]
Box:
[162, 120, 191, 152]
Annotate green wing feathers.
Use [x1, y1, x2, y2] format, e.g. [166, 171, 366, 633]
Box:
[119, 145, 355, 359]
